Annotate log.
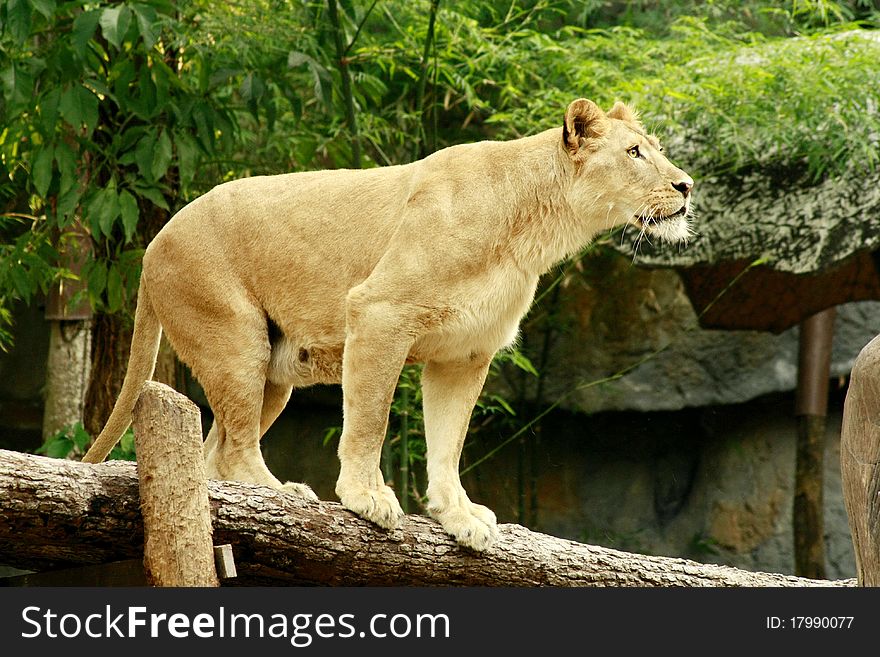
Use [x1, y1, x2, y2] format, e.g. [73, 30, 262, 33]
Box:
[133, 381, 218, 587]
[840, 334, 880, 586]
[0, 449, 852, 587]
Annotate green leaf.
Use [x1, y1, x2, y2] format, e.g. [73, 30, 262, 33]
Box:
[120, 430, 135, 454]
[174, 132, 198, 187]
[5, 0, 32, 44]
[10, 266, 33, 301]
[192, 103, 214, 152]
[152, 129, 172, 181]
[72, 9, 100, 58]
[30, 0, 56, 20]
[106, 266, 124, 312]
[135, 133, 155, 180]
[507, 349, 539, 377]
[84, 187, 119, 238]
[99, 5, 133, 50]
[38, 437, 74, 459]
[487, 394, 516, 416]
[132, 3, 159, 49]
[32, 144, 54, 198]
[240, 71, 265, 110]
[39, 87, 61, 131]
[59, 85, 99, 134]
[287, 51, 311, 68]
[132, 63, 157, 119]
[56, 188, 80, 224]
[54, 141, 77, 194]
[132, 182, 169, 210]
[86, 260, 107, 298]
[1, 62, 33, 116]
[118, 190, 139, 243]
[111, 59, 136, 108]
[98, 187, 120, 238]
[72, 424, 92, 451]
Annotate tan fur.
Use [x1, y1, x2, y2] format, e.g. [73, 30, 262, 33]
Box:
[82, 99, 694, 551]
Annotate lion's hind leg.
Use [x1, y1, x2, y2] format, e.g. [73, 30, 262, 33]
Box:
[261, 380, 318, 501]
[200, 372, 316, 501]
[159, 306, 296, 498]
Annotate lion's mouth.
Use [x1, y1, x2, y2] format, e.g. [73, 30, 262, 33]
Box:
[636, 204, 688, 225]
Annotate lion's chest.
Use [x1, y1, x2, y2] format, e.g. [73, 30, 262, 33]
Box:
[408, 269, 539, 363]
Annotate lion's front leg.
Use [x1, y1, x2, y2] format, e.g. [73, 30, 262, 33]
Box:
[422, 355, 497, 551]
[334, 298, 412, 531]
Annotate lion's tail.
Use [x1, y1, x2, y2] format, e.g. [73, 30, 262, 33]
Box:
[81, 277, 162, 464]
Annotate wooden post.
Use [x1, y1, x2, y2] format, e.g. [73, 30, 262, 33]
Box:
[793, 307, 835, 579]
[132, 381, 218, 587]
[43, 224, 93, 441]
[840, 334, 880, 586]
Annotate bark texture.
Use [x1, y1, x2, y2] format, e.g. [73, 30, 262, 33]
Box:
[840, 334, 880, 586]
[133, 381, 217, 587]
[83, 312, 132, 437]
[0, 448, 852, 587]
[42, 320, 92, 440]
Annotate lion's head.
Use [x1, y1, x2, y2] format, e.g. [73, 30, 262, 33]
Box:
[562, 98, 693, 243]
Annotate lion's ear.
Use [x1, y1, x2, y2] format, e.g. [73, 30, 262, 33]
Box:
[607, 101, 639, 124]
[563, 98, 607, 159]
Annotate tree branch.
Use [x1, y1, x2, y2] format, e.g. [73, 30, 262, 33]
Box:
[0, 449, 852, 587]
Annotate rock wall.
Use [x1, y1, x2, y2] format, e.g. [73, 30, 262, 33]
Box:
[494, 248, 880, 414]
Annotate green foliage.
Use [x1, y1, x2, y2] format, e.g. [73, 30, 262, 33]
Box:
[0, 0, 241, 341]
[36, 422, 136, 461]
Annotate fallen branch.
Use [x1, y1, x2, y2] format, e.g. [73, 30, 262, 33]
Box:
[0, 448, 852, 587]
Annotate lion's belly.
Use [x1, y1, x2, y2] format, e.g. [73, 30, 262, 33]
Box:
[267, 271, 537, 387]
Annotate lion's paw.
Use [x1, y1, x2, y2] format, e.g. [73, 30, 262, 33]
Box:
[281, 481, 319, 502]
[430, 502, 498, 551]
[338, 483, 404, 530]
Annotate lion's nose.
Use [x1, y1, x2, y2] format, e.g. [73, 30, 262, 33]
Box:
[672, 178, 693, 197]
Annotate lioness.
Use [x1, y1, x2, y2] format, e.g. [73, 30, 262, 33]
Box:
[82, 98, 693, 551]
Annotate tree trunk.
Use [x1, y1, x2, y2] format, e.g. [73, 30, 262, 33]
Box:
[83, 312, 132, 437]
[42, 320, 92, 440]
[0, 448, 851, 587]
[840, 334, 880, 586]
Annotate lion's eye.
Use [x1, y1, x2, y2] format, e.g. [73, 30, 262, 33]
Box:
[627, 145, 640, 159]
